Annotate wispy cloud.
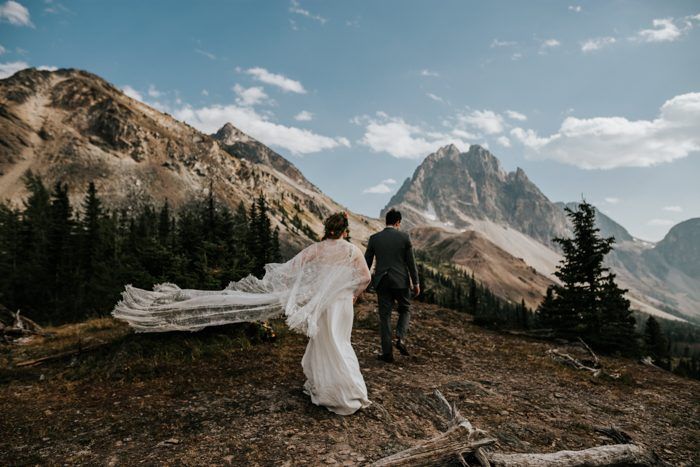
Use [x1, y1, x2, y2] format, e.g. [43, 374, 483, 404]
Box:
[0, 44, 5, 55]
[581, 36, 616, 53]
[426, 93, 444, 103]
[539, 38, 561, 54]
[635, 18, 682, 43]
[647, 219, 675, 227]
[496, 136, 511, 148]
[568, 5, 582, 13]
[420, 69, 440, 77]
[294, 110, 313, 121]
[505, 110, 527, 121]
[121, 85, 144, 102]
[511, 92, 700, 169]
[663, 205, 683, 212]
[458, 109, 505, 135]
[194, 48, 216, 60]
[355, 112, 469, 159]
[233, 84, 269, 107]
[604, 197, 620, 204]
[363, 178, 397, 194]
[289, 0, 326, 25]
[0, 60, 28, 78]
[490, 39, 517, 48]
[147, 84, 162, 99]
[246, 67, 306, 94]
[0, 1, 33, 27]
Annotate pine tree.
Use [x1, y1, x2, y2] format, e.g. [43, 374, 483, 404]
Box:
[537, 200, 637, 354]
[644, 316, 669, 367]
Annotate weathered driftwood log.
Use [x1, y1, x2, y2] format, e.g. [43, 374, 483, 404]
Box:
[0, 308, 47, 342]
[374, 390, 661, 467]
[371, 389, 497, 467]
[488, 443, 661, 467]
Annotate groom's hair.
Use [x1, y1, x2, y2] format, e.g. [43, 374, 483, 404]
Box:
[385, 209, 402, 226]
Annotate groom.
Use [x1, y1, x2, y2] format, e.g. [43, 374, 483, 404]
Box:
[364, 208, 420, 363]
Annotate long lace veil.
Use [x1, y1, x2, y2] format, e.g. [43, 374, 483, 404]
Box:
[112, 239, 371, 336]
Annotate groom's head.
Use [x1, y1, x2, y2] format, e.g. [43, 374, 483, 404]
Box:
[385, 208, 402, 227]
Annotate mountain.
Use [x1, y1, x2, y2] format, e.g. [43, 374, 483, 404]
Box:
[0, 68, 381, 253]
[384, 144, 570, 247]
[385, 144, 697, 321]
[650, 218, 700, 279]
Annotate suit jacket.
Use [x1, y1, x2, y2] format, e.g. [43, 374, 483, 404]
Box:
[365, 227, 419, 290]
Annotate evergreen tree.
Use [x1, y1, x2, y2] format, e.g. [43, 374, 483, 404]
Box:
[644, 316, 669, 368]
[537, 200, 637, 354]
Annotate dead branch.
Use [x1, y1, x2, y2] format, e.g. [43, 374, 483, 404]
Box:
[15, 341, 109, 367]
[371, 389, 496, 466]
[546, 348, 619, 379]
[577, 338, 599, 366]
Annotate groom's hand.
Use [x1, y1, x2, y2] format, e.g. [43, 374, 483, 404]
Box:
[412, 284, 420, 297]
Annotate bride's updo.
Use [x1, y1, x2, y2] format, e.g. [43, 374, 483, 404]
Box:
[322, 211, 350, 240]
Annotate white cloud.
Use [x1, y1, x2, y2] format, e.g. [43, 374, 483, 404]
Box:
[201, 89, 209, 96]
[648, 219, 675, 227]
[496, 136, 511, 148]
[604, 197, 620, 204]
[511, 52, 523, 61]
[363, 178, 397, 194]
[0, 1, 32, 27]
[635, 18, 682, 43]
[458, 109, 505, 134]
[246, 67, 306, 94]
[420, 69, 440, 77]
[36, 65, 57, 71]
[663, 205, 683, 212]
[194, 48, 216, 60]
[147, 84, 162, 98]
[357, 113, 469, 159]
[121, 85, 144, 102]
[0, 60, 27, 78]
[581, 36, 616, 52]
[232, 83, 268, 106]
[490, 39, 517, 48]
[173, 103, 348, 155]
[510, 92, 700, 169]
[426, 93, 444, 103]
[294, 110, 313, 121]
[505, 110, 527, 121]
[569, 5, 582, 13]
[289, 0, 326, 24]
[0, 44, 5, 55]
[539, 38, 561, 54]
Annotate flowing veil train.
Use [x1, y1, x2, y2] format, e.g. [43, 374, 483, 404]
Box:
[112, 238, 373, 415]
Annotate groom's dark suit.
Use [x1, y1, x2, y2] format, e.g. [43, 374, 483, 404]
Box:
[364, 227, 420, 357]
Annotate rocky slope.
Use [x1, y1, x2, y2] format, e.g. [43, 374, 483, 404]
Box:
[411, 226, 553, 310]
[0, 68, 381, 254]
[1, 295, 698, 465]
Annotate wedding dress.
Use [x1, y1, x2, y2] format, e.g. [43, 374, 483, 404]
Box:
[112, 238, 372, 415]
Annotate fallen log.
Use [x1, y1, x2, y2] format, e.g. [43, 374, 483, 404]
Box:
[373, 390, 662, 467]
[371, 389, 497, 466]
[546, 348, 620, 379]
[488, 443, 661, 467]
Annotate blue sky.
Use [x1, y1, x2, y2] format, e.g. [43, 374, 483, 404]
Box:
[1, 0, 699, 241]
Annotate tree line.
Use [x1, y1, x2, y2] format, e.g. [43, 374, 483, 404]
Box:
[0, 173, 281, 325]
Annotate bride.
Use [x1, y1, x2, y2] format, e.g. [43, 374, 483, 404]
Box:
[112, 212, 372, 415]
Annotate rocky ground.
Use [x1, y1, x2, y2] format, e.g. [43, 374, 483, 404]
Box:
[1, 294, 699, 466]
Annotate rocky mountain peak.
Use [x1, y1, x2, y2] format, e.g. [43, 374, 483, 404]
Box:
[213, 123, 252, 145]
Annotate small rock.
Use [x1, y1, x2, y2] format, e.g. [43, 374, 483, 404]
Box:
[223, 455, 234, 464]
[325, 458, 337, 465]
[156, 438, 180, 447]
[500, 410, 509, 416]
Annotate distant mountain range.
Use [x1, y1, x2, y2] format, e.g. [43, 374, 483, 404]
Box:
[384, 145, 700, 322]
[0, 68, 381, 254]
[1, 68, 696, 323]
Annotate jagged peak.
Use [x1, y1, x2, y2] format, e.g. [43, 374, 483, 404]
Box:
[213, 122, 252, 144]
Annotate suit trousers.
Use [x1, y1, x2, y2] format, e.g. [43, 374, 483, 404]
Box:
[376, 283, 411, 356]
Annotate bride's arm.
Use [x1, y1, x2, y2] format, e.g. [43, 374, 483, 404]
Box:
[351, 245, 372, 299]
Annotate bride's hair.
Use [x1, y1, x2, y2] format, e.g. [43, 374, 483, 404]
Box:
[322, 211, 350, 240]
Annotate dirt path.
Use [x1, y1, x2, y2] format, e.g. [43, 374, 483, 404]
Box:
[1, 296, 699, 465]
